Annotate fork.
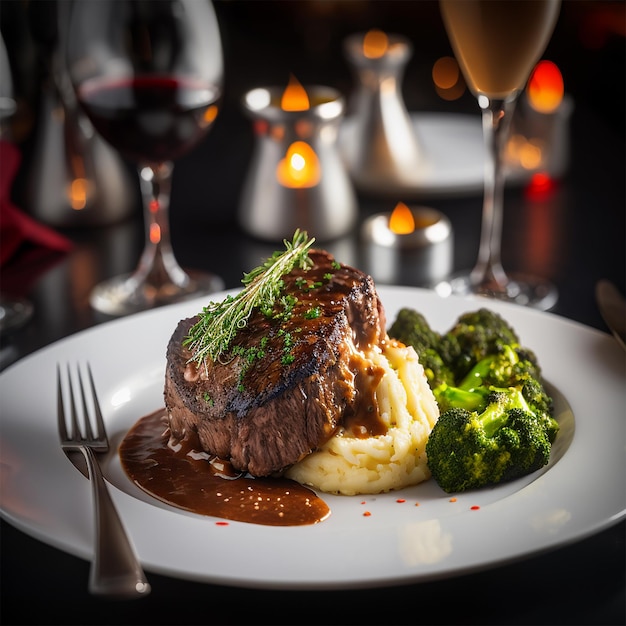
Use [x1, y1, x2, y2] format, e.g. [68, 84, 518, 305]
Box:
[57, 363, 151, 598]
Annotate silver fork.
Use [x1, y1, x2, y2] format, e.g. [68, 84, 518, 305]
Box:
[57, 363, 151, 598]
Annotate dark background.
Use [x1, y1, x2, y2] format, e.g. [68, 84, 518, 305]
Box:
[2, 0, 623, 317]
[2, 0, 625, 227]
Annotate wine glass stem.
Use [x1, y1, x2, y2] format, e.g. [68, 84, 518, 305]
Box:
[471, 96, 518, 293]
[136, 162, 189, 288]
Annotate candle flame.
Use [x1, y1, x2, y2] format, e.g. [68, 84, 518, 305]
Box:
[276, 141, 321, 188]
[202, 104, 219, 127]
[527, 60, 564, 113]
[363, 29, 389, 58]
[281, 75, 310, 111]
[389, 202, 415, 234]
[69, 178, 88, 210]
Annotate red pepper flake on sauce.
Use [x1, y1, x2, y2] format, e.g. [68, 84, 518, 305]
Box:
[396, 498, 406, 503]
[471, 505, 481, 511]
[363, 511, 372, 517]
[215, 521, 229, 526]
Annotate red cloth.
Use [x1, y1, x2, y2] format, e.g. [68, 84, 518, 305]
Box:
[0, 140, 73, 268]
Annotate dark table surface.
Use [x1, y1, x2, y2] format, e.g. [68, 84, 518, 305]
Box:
[1, 2, 624, 625]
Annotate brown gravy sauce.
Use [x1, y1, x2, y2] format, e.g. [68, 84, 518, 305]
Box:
[343, 353, 387, 438]
[119, 409, 331, 526]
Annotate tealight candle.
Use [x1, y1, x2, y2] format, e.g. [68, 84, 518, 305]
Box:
[238, 76, 357, 242]
[360, 203, 453, 286]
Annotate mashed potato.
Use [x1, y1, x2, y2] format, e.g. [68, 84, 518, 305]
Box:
[285, 340, 439, 495]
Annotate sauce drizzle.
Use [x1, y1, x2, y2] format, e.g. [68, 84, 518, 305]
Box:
[119, 410, 331, 526]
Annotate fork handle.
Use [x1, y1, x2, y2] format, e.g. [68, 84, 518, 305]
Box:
[80, 446, 151, 598]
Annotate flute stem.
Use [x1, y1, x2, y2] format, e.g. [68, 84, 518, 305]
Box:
[470, 95, 518, 296]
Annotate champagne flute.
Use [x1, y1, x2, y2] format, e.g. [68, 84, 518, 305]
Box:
[438, 0, 561, 309]
[66, 0, 224, 316]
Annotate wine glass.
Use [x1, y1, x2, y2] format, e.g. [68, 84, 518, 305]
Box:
[66, 0, 224, 316]
[437, 0, 561, 310]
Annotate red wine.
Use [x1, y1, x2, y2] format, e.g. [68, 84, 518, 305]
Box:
[77, 75, 221, 163]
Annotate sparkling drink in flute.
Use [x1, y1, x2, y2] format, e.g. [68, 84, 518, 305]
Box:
[438, 0, 561, 309]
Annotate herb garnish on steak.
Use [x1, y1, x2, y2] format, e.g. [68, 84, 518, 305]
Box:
[184, 229, 316, 367]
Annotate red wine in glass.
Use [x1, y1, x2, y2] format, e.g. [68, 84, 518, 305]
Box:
[77, 75, 221, 164]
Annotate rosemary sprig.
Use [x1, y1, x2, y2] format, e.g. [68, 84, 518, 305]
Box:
[183, 229, 315, 365]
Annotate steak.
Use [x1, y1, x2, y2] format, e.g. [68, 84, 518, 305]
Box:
[164, 250, 387, 476]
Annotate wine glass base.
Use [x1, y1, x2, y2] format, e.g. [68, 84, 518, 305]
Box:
[90, 270, 224, 317]
[435, 271, 558, 311]
[0, 296, 34, 334]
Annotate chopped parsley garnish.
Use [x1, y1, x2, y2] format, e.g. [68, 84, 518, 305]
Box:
[304, 307, 321, 320]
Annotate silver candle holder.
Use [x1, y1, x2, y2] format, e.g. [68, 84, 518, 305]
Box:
[238, 83, 357, 242]
[341, 31, 426, 193]
[361, 203, 453, 286]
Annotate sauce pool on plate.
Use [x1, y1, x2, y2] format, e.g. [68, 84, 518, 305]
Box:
[119, 410, 331, 526]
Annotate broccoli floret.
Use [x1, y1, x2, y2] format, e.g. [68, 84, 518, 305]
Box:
[441, 308, 521, 380]
[462, 348, 558, 442]
[426, 385, 554, 493]
[419, 349, 456, 389]
[457, 344, 539, 389]
[388, 308, 455, 388]
[435, 384, 490, 413]
[434, 346, 537, 402]
[388, 308, 440, 353]
[428, 347, 558, 492]
[521, 376, 552, 416]
[521, 377, 558, 443]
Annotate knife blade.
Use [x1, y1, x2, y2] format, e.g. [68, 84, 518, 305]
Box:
[596, 280, 626, 350]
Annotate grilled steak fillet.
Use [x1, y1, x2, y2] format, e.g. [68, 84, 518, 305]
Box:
[164, 250, 386, 476]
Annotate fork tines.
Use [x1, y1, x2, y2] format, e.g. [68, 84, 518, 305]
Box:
[57, 363, 108, 450]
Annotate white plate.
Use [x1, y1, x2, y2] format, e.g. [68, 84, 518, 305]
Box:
[0, 287, 624, 589]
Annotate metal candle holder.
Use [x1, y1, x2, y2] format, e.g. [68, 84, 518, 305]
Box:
[342, 32, 425, 192]
[361, 206, 453, 286]
[238, 86, 357, 242]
